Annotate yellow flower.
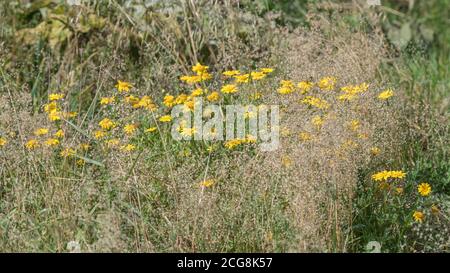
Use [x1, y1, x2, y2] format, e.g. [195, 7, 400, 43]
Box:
[192, 63, 209, 74]
[301, 96, 330, 109]
[180, 127, 197, 137]
[378, 89, 394, 100]
[297, 81, 313, 94]
[221, 84, 238, 94]
[49, 93, 65, 101]
[207, 91, 220, 102]
[250, 71, 266, 80]
[124, 95, 140, 107]
[121, 144, 136, 152]
[99, 118, 116, 130]
[137, 96, 157, 111]
[0, 137, 7, 147]
[76, 159, 85, 166]
[25, 139, 39, 150]
[418, 183, 431, 197]
[180, 75, 201, 84]
[349, 120, 360, 131]
[100, 97, 115, 105]
[312, 115, 324, 128]
[223, 70, 240, 77]
[260, 68, 274, 73]
[249, 92, 262, 100]
[277, 86, 293, 95]
[44, 102, 58, 113]
[48, 110, 61, 121]
[281, 155, 292, 167]
[413, 211, 424, 223]
[44, 138, 59, 147]
[338, 93, 357, 101]
[224, 139, 244, 149]
[94, 130, 106, 139]
[370, 147, 380, 156]
[191, 88, 204, 97]
[123, 123, 138, 135]
[234, 74, 250, 83]
[299, 132, 312, 141]
[175, 94, 188, 105]
[34, 128, 49, 136]
[63, 112, 78, 119]
[79, 143, 90, 151]
[145, 127, 157, 133]
[115, 80, 132, 92]
[159, 115, 172, 122]
[163, 95, 175, 107]
[54, 129, 64, 138]
[318, 76, 337, 91]
[60, 148, 76, 157]
[371, 170, 406, 182]
[200, 179, 215, 188]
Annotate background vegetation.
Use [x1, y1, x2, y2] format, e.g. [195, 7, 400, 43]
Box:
[0, 0, 448, 252]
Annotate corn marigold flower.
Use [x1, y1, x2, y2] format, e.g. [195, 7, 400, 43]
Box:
[0, 137, 7, 147]
[34, 128, 49, 136]
[175, 94, 188, 105]
[44, 101, 58, 113]
[192, 63, 208, 74]
[200, 179, 215, 188]
[115, 80, 133, 92]
[99, 118, 116, 130]
[371, 170, 406, 182]
[49, 93, 65, 101]
[234, 74, 250, 83]
[297, 81, 313, 94]
[145, 127, 157, 133]
[63, 112, 78, 119]
[44, 138, 59, 146]
[191, 88, 204, 97]
[378, 89, 394, 100]
[250, 71, 266, 80]
[277, 86, 294, 95]
[159, 115, 172, 122]
[221, 84, 238, 94]
[300, 96, 330, 109]
[370, 147, 380, 156]
[94, 130, 106, 139]
[418, 182, 432, 197]
[349, 120, 360, 131]
[207, 91, 220, 102]
[60, 148, 76, 157]
[299, 132, 312, 141]
[54, 129, 64, 138]
[48, 110, 62, 121]
[224, 139, 243, 149]
[25, 139, 39, 150]
[249, 92, 262, 100]
[260, 68, 274, 73]
[318, 76, 337, 91]
[163, 95, 176, 107]
[223, 70, 240, 77]
[79, 143, 90, 151]
[312, 115, 324, 128]
[413, 211, 424, 223]
[121, 144, 136, 152]
[180, 127, 197, 137]
[100, 97, 115, 105]
[123, 123, 138, 135]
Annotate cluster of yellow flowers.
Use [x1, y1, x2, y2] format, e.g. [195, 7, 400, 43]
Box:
[371, 169, 436, 223]
[371, 170, 407, 181]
